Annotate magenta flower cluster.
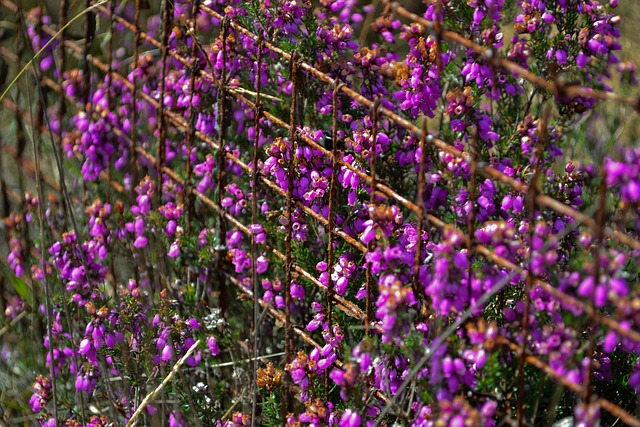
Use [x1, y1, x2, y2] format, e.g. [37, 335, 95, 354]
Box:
[1, 0, 639, 426]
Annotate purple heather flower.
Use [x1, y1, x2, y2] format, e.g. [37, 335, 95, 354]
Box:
[78, 338, 92, 355]
[207, 336, 219, 356]
[256, 256, 269, 274]
[556, 49, 567, 65]
[290, 367, 308, 389]
[291, 283, 305, 300]
[227, 230, 244, 248]
[317, 352, 337, 371]
[577, 51, 588, 68]
[339, 410, 361, 427]
[275, 295, 285, 309]
[169, 410, 187, 427]
[360, 223, 376, 243]
[166, 220, 177, 236]
[133, 235, 148, 248]
[161, 345, 173, 363]
[29, 393, 43, 412]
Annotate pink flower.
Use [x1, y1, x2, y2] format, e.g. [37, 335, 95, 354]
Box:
[161, 345, 173, 363]
[168, 240, 181, 258]
[207, 336, 219, 356]
[256, 256, 269, 274]
[339, 409, 361, 427]
[133, 235, 148, 248]
[291, 283, 305, 300]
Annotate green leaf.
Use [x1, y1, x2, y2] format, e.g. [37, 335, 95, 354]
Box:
[6, 272, 31, 300]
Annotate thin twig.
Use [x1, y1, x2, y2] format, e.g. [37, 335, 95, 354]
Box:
[25, 66, 59, 425]
[250, 37, 264, 427]
[0, 310, 27, 337]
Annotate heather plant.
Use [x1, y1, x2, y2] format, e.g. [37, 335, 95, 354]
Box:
[0, 0, 640, 426]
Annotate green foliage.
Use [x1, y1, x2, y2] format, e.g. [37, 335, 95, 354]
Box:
[4, 268, 31, 300]
[259, 392, 283, 427]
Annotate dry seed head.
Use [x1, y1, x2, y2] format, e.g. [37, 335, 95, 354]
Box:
[256, 362, 283, 391]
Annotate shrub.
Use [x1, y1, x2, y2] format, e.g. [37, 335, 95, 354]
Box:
[1, 0, 639, 426]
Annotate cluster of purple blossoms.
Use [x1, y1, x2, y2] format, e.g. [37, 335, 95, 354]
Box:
[63, 78, 134, 181]
[77, 303, 125, 394]
[5, 195, 39, 278]
[431, 396, 497, 427]
[7, 232, 26, 277]
[393, 24, 444, 119]
[125, 177, 156, 249]
[159, 202, 184, 256]
[49, 231, 108, 306]
[286, 347, 337, 393]
[26, 8, 58, 72]
[605, 148, 640, 206]
[29, 375, 52, 413]
[152, 305, 203, 367]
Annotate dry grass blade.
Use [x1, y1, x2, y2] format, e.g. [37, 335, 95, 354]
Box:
[125, 340, 201, 427]
[0, 0, 109, 103]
